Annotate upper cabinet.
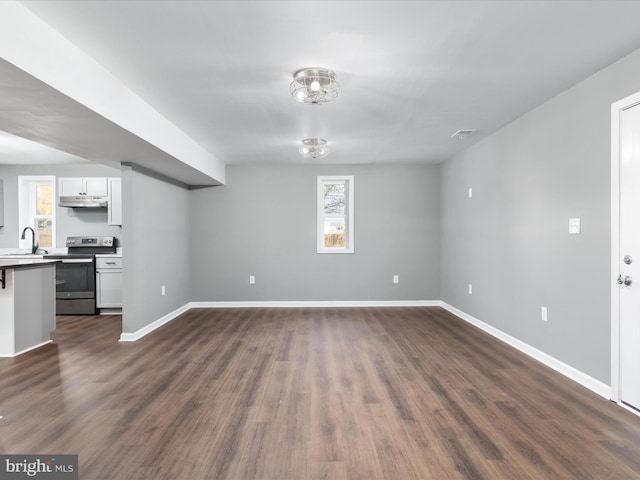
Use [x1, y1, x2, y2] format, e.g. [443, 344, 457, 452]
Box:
[107, 177, 122, 226]
[57, 176, 122, 226]
[0, 179, 4, 227]
[59, 177, 108, 197]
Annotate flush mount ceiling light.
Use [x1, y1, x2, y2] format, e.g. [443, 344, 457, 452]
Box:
[299, 138, 329, 159]
[290, 68, 338, 104]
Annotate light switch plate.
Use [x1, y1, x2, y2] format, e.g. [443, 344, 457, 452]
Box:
[569, 218, 581, 234]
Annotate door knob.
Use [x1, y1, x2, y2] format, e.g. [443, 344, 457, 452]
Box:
[618, 275, 633, 286]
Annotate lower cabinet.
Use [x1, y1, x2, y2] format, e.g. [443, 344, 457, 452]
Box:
[96, 257, 122, 309]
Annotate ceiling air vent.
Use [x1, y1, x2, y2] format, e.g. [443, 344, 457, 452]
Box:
[451, 129, 476, 139]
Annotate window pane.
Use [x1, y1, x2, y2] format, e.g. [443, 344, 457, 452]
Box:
[324, 183, 345, 215]
[324, 218, 345, 247]
[317, 175, 354, 254]
[36, 185, 53, 216]
[36, 217, 53, 248]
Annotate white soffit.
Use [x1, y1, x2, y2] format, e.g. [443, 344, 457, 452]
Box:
[0, 1, 224, 186]
[0, 129, 89, 166]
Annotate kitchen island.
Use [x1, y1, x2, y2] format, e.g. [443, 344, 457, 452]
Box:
[0, 259, 59, 356]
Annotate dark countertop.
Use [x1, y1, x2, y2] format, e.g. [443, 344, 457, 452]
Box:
[0, 259, 60, 270]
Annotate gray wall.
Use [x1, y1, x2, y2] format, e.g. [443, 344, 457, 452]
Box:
[0, 163, 121, 248]
[121, 164, 191, 334]
[190, 164, 440, 302]
[440, 47, 640, 385]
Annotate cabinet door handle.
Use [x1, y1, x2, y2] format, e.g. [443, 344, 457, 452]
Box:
[106, 262, 116, 265]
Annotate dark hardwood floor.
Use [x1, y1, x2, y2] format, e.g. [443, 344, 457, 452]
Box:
[2, 307, 640, 479]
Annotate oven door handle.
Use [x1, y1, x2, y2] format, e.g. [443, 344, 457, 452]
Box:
[58, 258, 94, 264]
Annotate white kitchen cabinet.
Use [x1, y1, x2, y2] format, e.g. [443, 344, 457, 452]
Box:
[107, 177, 122, 226]
[96, 256, 122, 309]
[0, 179, 4, 227]
[59, 177, 108, 197]
[96, 270, 122, 308]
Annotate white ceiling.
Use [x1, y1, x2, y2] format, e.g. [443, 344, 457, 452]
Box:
[5, 0, 640, 170]
[0, 129, 89, 165]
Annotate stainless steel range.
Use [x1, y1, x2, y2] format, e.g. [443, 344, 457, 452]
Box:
[47, 236, 116, 315]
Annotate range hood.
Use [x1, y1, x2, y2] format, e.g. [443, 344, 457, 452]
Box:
[58, 195, 108, 208]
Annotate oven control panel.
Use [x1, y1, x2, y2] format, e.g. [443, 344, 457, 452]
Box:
[66, 236, 115, 247]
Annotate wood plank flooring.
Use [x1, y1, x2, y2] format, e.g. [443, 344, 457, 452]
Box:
[2, 307, 640, 479]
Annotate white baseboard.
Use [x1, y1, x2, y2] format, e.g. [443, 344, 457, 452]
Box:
[439, 302, 612, 399]
[190, 300, 440, 308]
[119, 303, 190, 342]
[0, 340, 52, 358]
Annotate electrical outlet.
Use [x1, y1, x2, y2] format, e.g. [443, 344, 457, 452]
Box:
[541, 306, 548, 322]
[468, 284, 473, 295]
[393, 275, 399, 284]
[161, 285, 166, 296]
[249, 275, 256, 285]
[468, 187, 473, 198]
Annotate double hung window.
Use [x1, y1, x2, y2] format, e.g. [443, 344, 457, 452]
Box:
[18, 176, 55, 249]
[317, 175, 354, 254]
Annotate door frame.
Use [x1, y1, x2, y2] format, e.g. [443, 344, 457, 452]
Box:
[611, 91, 640, 404]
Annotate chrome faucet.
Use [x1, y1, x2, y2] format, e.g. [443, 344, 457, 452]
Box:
[20, 227, 39, 254]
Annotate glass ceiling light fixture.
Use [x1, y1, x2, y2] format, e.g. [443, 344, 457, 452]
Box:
[299, 138, 329, 159]
[290, 68, 338, 104]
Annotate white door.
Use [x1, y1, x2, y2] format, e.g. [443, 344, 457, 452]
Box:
[619, 101, 640, 410]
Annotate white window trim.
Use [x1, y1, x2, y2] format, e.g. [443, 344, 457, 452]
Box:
[317, 175, 354, 254]
[18, 175, 56, 249]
